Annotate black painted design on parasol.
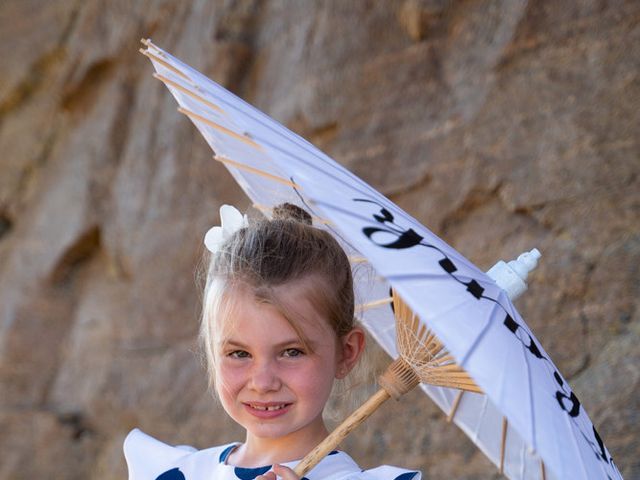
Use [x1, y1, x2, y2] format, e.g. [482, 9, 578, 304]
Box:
[355, 198, 486, 300]
[354, 196, 619, 475]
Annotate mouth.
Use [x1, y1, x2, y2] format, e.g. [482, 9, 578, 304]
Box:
[243, 402, 292, 418]
[247, 403, 289, 411]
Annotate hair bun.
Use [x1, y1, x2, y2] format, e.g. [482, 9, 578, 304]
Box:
[272, 203, 313, 225]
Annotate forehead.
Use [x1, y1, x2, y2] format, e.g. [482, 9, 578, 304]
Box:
[217, 280, 335, 342]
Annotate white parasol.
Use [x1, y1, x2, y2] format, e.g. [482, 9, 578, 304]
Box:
[139, 39, 621, 480]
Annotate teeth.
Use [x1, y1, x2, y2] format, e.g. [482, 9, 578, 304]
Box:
[251, 404, 286, 411]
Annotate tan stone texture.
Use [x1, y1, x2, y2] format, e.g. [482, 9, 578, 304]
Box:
[0, 0, 638, 478]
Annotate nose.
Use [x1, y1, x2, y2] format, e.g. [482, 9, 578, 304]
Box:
[248, 359, 281, 393]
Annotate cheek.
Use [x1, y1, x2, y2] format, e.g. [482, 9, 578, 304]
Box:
[291, 361, 336, 400]
[215, 363, 244, 399]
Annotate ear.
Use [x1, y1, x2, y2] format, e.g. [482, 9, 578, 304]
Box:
[336, 327, 365, 379]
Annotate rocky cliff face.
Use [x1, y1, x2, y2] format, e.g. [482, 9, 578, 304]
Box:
[1, 1, 638, 478]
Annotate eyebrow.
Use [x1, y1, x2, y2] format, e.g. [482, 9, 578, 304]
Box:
[223, 338, 314, 349]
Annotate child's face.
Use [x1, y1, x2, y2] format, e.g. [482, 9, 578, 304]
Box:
[214, 281, 342, 444]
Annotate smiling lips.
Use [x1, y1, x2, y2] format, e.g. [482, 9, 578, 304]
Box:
[244, 402, 292, 419]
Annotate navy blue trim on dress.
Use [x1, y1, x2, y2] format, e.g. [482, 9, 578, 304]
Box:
[234, 465, 271, 479]
[155, 468, 185, 480]
[219, 444, 236, 463]
[217, 445, 334, 479]
[393, 472, 419, 480]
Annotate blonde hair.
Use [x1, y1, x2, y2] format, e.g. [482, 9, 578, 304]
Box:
[199, 203, 356, 392]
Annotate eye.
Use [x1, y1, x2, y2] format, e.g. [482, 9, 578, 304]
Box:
[282, 348, 304, 358]
[228, 350, 251, 359]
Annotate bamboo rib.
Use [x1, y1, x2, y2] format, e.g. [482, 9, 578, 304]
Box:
[447, 391, 465, 423]
[153, 73, 225, 113]
[252, 203, 332, 224]
[427, 343, 446, 358]
[426, 376, 479, 387]
[355, 297, 393, 312]
[541, 461, 546, 480]
[425, 375, 480, 387]
[140, 49, 190, 81]
[348, 256, 368, 264]
[425, 371, 476, 381]
[179, 107, 262, 150]
[500, 417, 508, 474]
[140, 38, 160, 50]
[426, 382, 480, 392]
[429, 365, 474, 374]
[214, 156, 298, 188]
[435, 354, 456, 364]
[427, 380, 483, 393]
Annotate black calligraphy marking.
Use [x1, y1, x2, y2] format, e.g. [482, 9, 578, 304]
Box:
[355, 198, 485, 300]
[553, 371, 581, 418]
[354, 196, 619, 476]
[372, 206, 397, 227]
[439, 258, 457, 273]
[594, 426, 608, 462]
[505, 311, 616, 466]
[363, 226, 424, 249]
[504, 314, 546, 360]
[465, 279, 484, 299]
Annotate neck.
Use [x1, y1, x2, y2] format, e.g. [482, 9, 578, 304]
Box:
[230, 416, 329, 467]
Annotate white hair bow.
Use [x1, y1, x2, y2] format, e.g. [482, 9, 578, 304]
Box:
[204, 205, 248, 253]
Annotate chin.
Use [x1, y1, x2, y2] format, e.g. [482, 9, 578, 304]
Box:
[247, 424, 297, 439]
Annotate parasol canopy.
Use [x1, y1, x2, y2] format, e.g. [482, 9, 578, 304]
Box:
[140, 39, 621, 480]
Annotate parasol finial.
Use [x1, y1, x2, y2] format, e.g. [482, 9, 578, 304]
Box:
[488, 248, 542, 300]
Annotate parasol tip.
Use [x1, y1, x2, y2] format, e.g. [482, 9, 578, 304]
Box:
[488, 248, 542, 301]
[512, 248, 541, 278]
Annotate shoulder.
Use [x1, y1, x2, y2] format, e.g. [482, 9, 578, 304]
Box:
[123, 428, 236, 480]
[358, 466, 422, 480]
[340, 465, 421, 480]
[310, 451, 421, 480]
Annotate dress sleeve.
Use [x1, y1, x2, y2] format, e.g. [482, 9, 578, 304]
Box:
[355, 466, 422, 480]
[123, 428, 194, 480]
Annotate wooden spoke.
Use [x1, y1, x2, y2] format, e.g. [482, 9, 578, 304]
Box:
[348, 256, 368, 264]
[447, 391, 464, 423]
[252, 203, 272, 214]
[140, 38, 161, 51]
[356, 297, 393, 312]
[426, 379, 483, 394]
[435, 354, 456, 364]
[541, 460, 546, 480]
[252, 203, 332, 224]
[214, 156, 298, 188]
[391, 289, 484, 394]
[179, 107, 262, 150]
[140, 49, 190, 81]
[427, 370, 478, 380]
[153, 73, 224, 113]
[433, 364, 473, 372]
[500, 417, 508, 474]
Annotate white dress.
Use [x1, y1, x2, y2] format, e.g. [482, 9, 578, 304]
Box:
[124, 429, 422, 480]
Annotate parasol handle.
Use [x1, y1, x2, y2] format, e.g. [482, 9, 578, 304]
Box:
[293, 388, 391, 477]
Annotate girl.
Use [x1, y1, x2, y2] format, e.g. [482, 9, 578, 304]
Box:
[124, 203, 422, 480]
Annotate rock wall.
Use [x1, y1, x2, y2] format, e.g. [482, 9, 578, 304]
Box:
[0, 1, 638, 478]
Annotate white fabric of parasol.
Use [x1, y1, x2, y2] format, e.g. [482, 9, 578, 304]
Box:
[140, 40, 621, 480]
